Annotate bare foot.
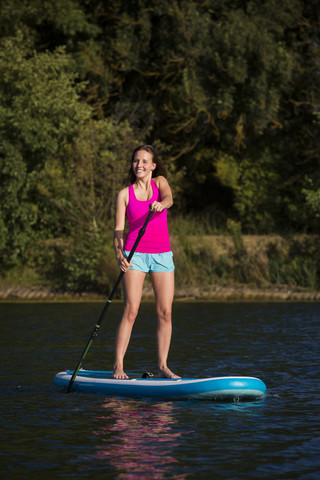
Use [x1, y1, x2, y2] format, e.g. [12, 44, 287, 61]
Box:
[158, 367, 181, 379]
[113, 367, 129, 379]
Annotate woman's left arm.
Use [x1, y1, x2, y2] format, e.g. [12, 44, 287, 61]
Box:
[151, 176, 173, 211]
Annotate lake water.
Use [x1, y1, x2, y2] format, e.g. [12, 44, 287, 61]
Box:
[1, 301, 319, 479]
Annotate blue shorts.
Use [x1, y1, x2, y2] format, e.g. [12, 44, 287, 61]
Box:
[123, 251, 175, 273]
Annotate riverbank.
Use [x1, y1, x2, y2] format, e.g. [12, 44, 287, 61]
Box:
[0, 284, 319, 302]
[1, 233, 319, 302]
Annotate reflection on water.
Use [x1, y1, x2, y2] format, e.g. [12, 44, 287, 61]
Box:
[91, 399, 192, 479]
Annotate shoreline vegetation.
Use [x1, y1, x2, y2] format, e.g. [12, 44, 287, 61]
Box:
[1, 232, 319, 302]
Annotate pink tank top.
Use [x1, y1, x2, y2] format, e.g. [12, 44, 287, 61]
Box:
[124, 180, 171, 253]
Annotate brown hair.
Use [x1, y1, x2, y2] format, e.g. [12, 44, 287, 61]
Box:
[129, 145, 167, 184]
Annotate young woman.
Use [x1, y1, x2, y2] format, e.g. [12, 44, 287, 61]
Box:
[113, 145, 180, 379]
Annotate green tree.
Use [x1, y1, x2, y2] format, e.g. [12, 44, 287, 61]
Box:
[77, 0, 320, 231]
[0, 32, 91, 267]
[38, 117, 138, 234]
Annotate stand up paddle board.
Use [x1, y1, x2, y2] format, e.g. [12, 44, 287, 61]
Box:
[54, 369, 266, 401]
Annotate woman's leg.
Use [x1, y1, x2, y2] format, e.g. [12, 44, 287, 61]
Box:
[150, 271, 180, 378]
[113, 269, 146, 379]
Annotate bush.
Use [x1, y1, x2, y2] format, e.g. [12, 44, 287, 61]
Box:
[47, 231, 119, 293]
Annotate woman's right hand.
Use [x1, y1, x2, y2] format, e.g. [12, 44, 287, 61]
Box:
[117, 254, 132, 273]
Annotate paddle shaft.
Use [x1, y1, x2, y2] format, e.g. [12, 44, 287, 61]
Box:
[66, 210, 153, 393]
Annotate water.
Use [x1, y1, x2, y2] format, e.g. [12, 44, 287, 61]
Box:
[1, 301, 319, 479]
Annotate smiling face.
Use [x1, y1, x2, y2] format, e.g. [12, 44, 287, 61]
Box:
[132, 149, 155, 180]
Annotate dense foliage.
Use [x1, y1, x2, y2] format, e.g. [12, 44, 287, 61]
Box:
[0, 0, 319, 290]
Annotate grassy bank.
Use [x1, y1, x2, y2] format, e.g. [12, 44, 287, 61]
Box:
[172, 232, 320, 291]
[1, 224, 319, 301]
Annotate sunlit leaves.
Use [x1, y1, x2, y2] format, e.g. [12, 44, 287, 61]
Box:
[0, 31, 91, 265]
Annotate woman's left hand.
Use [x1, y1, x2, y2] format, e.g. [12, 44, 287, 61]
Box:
[150, 201, 165, 212]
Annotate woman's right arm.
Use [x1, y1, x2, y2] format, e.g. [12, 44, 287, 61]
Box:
[114, 188, 131, 272]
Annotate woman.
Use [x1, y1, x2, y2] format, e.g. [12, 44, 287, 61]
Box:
[113, 145, 180, 379]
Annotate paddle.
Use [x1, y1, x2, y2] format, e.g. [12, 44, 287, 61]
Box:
[66, 209, 153, 393]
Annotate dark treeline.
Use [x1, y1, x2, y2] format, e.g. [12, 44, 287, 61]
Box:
[1, 0, 320, 291]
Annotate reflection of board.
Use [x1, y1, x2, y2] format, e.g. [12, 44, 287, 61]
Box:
[54, 370, 267, 402]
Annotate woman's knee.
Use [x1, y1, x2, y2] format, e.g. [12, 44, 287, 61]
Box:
[123, 304, 139, 324]
[156, 305, 172, 324]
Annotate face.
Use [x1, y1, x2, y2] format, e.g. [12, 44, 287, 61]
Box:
[132, 150, 155, 179]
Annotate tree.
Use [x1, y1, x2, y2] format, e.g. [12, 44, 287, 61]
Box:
[0, 32, 91, 267]
[76, 0, 320, 231]
[38, 117, 138, 235]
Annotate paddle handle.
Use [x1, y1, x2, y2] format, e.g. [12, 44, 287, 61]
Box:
[66, 209, 153, 393]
